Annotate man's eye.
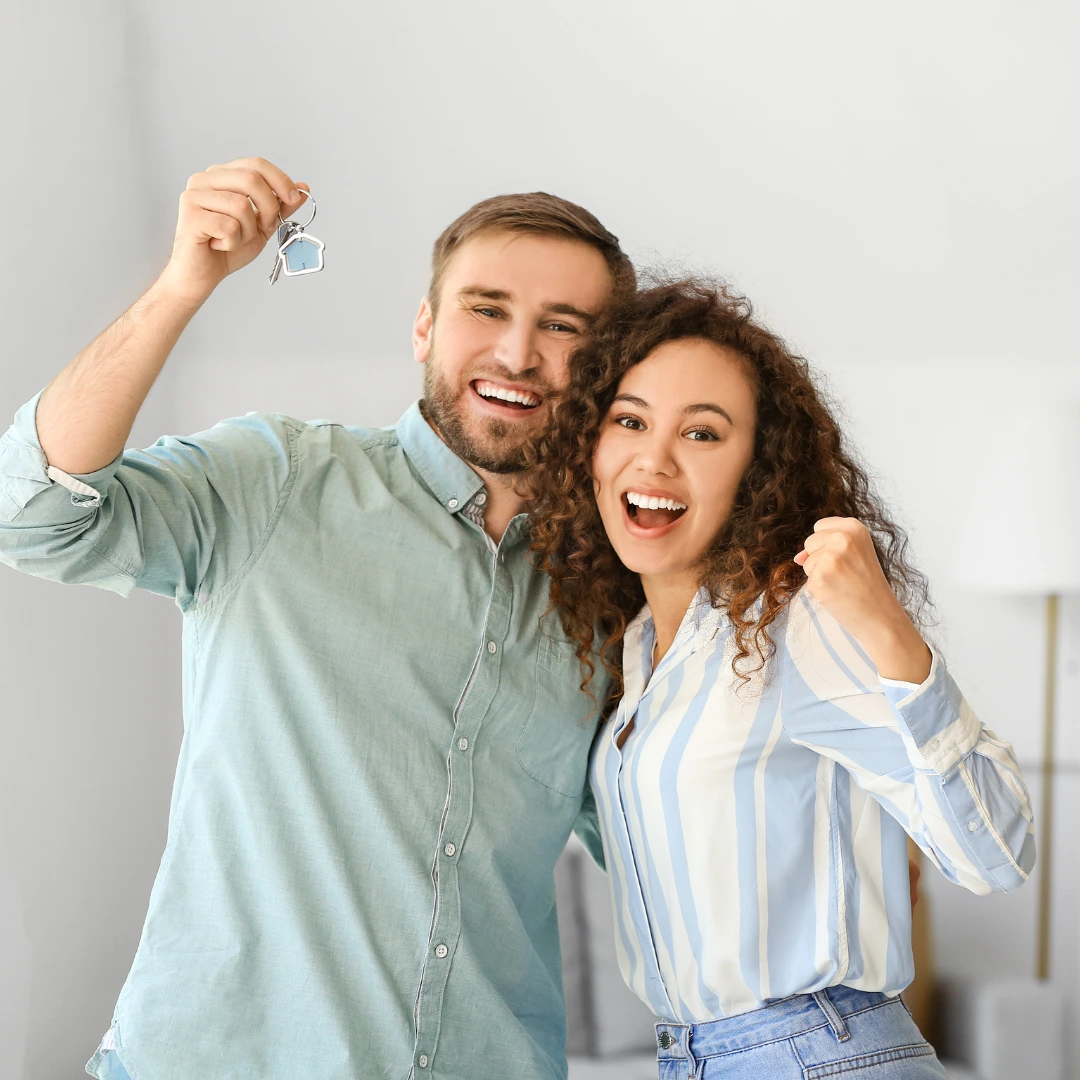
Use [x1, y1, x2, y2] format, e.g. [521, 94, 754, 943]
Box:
[476, 307, 503, 318]
[546, 321, 578, 333]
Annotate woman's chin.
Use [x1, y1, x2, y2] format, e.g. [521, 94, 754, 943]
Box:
[611, 544, 698, 581]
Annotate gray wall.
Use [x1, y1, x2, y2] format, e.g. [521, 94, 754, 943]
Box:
[1, 1, 1078, 1077]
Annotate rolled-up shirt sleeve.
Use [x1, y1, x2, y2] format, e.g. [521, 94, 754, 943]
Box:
[0, 391, 298, 608]
[780, 591, 1035, 895]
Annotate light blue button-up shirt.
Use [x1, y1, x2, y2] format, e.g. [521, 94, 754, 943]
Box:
[0, 394, 605, 1080]
[592, 589, 1034, 1023]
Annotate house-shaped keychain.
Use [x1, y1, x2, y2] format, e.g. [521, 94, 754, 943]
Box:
[269, 190, 326, 284]
[279, 231, 325, 277]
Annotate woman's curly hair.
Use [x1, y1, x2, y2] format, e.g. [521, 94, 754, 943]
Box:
[526, 277, 931, 707]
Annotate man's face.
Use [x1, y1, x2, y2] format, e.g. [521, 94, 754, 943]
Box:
[413, 230, 613, 474]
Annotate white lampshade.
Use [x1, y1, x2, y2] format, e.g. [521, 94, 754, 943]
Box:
[952, 404, 1080, 595]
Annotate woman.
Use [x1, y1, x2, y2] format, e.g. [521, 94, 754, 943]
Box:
[529, 280, 1034, 1079]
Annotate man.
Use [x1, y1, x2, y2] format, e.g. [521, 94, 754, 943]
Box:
[0, 158, 631, 1080]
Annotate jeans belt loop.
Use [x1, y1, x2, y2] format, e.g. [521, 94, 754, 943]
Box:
[813, 988, 853, 1043]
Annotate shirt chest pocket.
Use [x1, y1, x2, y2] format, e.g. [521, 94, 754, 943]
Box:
[515, 634, 597, 798]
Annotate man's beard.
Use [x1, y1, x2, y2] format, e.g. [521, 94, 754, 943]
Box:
[422, 354, 546, 475]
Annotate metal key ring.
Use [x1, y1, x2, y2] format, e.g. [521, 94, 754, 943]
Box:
[278, 189, 316, 229]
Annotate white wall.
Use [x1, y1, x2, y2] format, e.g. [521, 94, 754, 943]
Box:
[1, 1, 1077, 1077]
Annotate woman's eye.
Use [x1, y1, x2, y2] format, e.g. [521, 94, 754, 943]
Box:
[686, 428, 719, 442]
[545, 321, 578, 334]
[615, 415, 645, 431]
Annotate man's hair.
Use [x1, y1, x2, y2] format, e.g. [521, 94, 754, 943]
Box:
[428, 192, 636, 315]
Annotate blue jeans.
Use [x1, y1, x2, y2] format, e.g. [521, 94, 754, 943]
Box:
[655, 986, 948, 1079]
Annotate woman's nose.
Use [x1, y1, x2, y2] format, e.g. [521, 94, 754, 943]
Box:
[635, 435, 678, 476]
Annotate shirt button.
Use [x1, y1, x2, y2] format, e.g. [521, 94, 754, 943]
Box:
[475, 492, 487, 505]
[487, 641, 498, 654]
[448, 498, 459, 510]
[418, 1054, 429, 1068]
[444, 842, 457, 857]
[458, 737, 469, 751]
[930, 738, 941, 751]
[435, 943, 448, 958]
[968, 820, 979, 833]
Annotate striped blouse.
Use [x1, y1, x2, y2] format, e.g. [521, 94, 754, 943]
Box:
[590, 588, 1035, 1023]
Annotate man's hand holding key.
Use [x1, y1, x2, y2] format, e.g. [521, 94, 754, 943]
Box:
[160, 156, 310, 304]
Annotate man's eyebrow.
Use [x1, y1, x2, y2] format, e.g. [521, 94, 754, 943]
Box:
[611, 394, 734, 425]
[546, 302, 595, 322]
[458, 286, 512, 301]
[456, 287, 595, 322]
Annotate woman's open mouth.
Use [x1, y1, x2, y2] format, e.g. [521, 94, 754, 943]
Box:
[623, 490, 688, 532]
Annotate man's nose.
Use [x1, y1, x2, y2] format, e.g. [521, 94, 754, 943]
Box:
[492, 321, 540, 375]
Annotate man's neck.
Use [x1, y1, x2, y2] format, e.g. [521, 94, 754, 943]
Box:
[417, 403, 527, 544]
[472, 466, 526, 543]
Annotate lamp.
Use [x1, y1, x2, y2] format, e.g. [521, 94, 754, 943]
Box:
[952, 404, 1080, 979]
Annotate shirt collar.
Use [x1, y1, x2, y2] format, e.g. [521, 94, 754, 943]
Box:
[395, 401, 532, 549]
[395, 401, 487, 515]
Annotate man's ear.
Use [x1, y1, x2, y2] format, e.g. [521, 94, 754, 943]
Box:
[413, 297, 433, 365]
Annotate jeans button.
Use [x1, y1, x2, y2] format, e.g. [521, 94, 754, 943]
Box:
[658, 1032, 673, 1049]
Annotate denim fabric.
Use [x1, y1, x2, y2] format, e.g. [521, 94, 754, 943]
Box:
[654, 986, 948, 1079]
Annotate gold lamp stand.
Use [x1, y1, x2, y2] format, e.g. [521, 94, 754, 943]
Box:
[1036, 594, 1059, 981]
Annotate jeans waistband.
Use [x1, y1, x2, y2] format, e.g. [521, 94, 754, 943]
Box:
[655, 986, 898, 1064]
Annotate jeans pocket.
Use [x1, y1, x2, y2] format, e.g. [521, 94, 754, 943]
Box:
[802, 1041, 937, 1078]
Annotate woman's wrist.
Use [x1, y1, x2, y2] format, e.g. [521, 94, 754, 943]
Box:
[859, 615, 932, 684]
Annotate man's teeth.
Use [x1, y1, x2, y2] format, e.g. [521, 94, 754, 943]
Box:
[475, 383, 541, 407]
[626, 492, 688, 512]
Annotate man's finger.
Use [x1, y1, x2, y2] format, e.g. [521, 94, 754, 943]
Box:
[184, 189, 261, 248]
[207, 156, 299, 199]
[196, 161, 308, 236]
[189, 168, 279, 237]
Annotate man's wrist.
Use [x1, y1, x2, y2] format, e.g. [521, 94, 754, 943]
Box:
[152, 264, 217, 314]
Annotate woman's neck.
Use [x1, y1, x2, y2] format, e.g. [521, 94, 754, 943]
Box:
[640, 570, 702, 668]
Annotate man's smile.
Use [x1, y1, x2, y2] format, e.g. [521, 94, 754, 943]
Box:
[470, 379, 544, 417]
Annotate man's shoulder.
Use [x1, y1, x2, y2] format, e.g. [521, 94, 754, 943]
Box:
[209, 412, 403, 459]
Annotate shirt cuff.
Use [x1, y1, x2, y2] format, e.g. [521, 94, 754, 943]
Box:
[880, 646, 982, 774]
[0, 391, 122, 520]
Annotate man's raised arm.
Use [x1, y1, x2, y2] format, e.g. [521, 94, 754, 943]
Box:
[36, 158, 309, 475]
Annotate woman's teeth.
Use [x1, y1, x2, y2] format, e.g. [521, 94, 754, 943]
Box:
[625, 491, 688, 512]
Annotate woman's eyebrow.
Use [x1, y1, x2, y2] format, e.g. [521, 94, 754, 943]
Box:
[612, 395, 734, 426]
[684, 402, 734, 425]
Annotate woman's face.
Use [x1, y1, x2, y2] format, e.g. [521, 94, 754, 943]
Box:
[592, 337, 757, 582]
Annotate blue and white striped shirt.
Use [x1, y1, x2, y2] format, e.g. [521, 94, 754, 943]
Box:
[591, 588, 1035, 1023]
